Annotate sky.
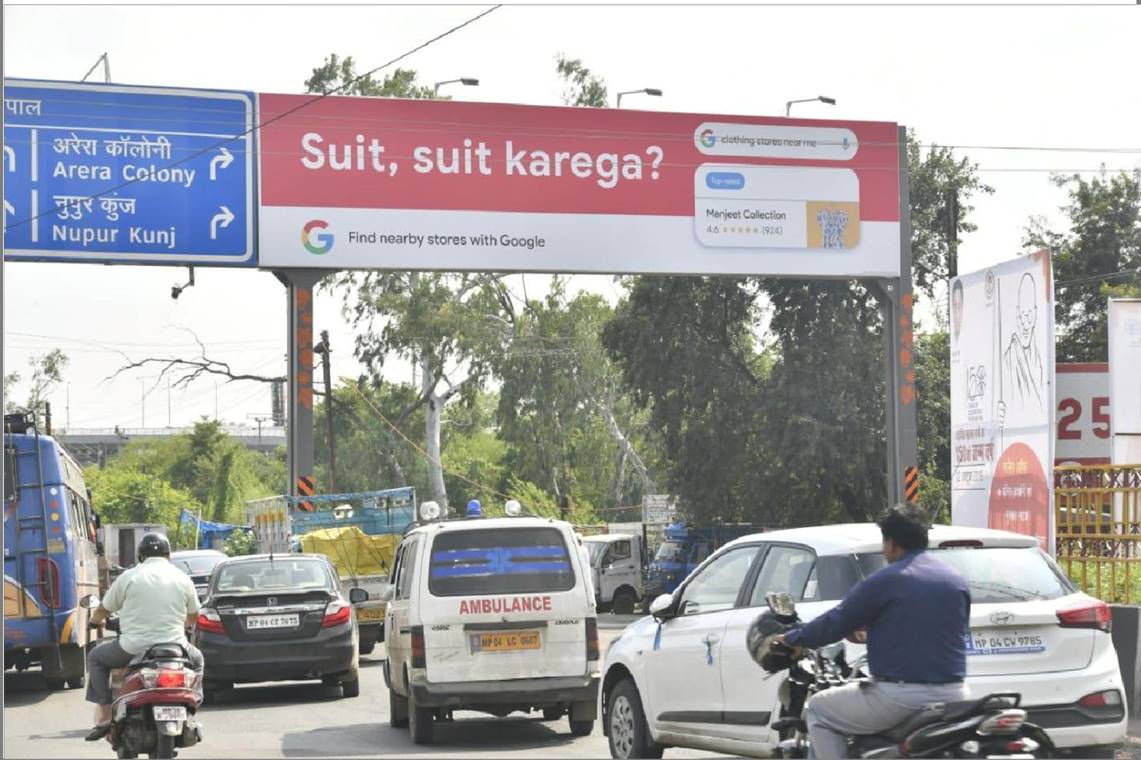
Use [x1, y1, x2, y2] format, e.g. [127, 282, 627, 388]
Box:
[3, 2, 1139, 431]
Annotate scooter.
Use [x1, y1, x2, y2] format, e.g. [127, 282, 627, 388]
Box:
[81, 595, 204, 759]
[753, 593, 1055, 759]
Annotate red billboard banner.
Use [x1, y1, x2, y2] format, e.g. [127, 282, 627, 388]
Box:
[257, 94, 901, 277]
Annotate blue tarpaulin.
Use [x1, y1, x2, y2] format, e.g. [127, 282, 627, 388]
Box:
[179, 509, 244, 550]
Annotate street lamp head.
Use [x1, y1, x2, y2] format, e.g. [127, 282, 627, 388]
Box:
[819, 96, 837, 105]
[460, 78, 480, 87]
[644, 88, 663, 97]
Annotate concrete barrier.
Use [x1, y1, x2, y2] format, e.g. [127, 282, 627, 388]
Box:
[1111, 605, 1141, 715]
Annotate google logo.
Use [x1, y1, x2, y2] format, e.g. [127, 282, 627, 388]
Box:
[301, 219, 334, 255]
[699, 130, 716, 148]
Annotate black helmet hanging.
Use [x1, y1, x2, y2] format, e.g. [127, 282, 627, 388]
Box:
[747, 610, 799, 674]
[137, 532, 171, 561]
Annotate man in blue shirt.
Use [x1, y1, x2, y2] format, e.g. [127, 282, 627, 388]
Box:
[778, 505, 971, 760]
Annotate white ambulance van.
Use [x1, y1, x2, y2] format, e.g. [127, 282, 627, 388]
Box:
[382, 500, 601, 744]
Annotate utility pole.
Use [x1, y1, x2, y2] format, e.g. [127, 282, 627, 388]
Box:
[167, 376, 172, 428]
[140, 378, 145, 427]
[247, 414, 271, 447]
[314, 330, 336, 493]
[214, 382, 219, 420]
[66, 383, 71, 430]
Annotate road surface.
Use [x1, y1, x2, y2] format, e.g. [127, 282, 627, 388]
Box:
[4, 615, 725, 759]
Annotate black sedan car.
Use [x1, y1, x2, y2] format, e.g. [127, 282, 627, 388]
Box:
[192, 553, 366, 701]
[171, 549, 227, 601]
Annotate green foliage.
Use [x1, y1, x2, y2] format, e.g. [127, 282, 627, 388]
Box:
[4, 349, 69, 421]
[83, 466, 198, 530]
[304, 54, 435, 99]
[555, 54, 608, 107]
[313, 379, 427, 494]
[89, 420, 284, 537]
[1025, 170, 1141, 362]
[915, 331, 951, 521]
[908, 134, 994, 294]
[223, 529, 257, 557]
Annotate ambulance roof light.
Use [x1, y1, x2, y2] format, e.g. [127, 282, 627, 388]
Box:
[466, 499, 482, 518]
[420, 501, 441, 522]
[504, 500, 522, 517]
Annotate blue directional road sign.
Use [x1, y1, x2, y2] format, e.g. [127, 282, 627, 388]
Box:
[2, 79, 256, 266]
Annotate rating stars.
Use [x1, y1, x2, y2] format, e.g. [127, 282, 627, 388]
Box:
[722, 226, 760, 234]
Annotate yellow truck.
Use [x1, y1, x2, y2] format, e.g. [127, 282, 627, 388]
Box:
[296, 526, 398, 655]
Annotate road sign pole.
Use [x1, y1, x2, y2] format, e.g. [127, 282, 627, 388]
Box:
[277, 269, 323, 503]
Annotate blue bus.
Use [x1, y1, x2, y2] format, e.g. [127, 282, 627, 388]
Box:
[4, 412, 100, 689]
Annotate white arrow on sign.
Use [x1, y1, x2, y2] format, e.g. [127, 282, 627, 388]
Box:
[209, 147, 234, 181]
[4, 200, 14, 216]
[210, 206, 234, 240]
[3, 145, 15, 173]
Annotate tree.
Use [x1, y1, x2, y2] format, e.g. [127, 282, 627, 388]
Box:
[914, 330, 951, 521]
[604, 130, 991, 526]
[1025, 170, 1141, 362]
[304, 54, 435, 98]
[4, 350, 69, 421]
[495, 280, 658, 516]
[83, 466, 199, 534]
[555, 54, 608, 108]
[908, 135, 994, 295]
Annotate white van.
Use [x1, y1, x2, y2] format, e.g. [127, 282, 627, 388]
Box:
[383, 501, 601, 744]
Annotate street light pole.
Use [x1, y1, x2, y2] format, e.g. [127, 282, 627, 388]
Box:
[785, 95, 837, 117]
[616, 88, 663, 109]
[433, 77, 480, 97]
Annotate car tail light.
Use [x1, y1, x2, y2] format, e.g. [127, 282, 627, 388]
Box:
[1057, 600, 1111, 632]
[38, 557, 60, 608]
[977, 709, 1027, 735]
[1079, 689, 1123, 709]
[411, 626, 426, 669]
[586, 617, 600, 661]
[322, 601, 352, 628]
[156, 669, 187, 688]
[196, 609, 225, 634]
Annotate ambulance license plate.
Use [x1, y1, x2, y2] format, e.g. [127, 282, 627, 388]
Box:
[471, 630, 541, 653]
[152, 706, 187, 721]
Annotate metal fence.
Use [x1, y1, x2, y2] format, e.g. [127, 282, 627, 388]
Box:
[1055, 464, 1141, 604]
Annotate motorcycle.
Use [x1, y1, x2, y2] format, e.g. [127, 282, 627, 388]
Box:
[81, 595, 204, 759]
[751, 593, 1055, 759]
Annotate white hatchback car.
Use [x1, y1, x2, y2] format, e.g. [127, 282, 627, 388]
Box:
[601, 523, 1126, 758]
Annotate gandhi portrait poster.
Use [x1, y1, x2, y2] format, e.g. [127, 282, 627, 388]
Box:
[951, 250, 1056, 552]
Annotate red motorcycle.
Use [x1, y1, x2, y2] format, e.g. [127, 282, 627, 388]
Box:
[82, 596, 204, 759]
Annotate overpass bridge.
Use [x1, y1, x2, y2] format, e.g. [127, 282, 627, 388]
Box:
[57, 425, 286, 467]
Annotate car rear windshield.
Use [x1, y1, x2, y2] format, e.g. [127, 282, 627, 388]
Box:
[174, 554, 224, 575]
[428, 527, 576, 597]
[856, 547, 1075, 603]
[654, 541, 685, 563]
[214, 559, 333, 593]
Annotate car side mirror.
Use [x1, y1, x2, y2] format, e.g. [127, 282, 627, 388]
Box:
[79, 594, 101, 609]
[348, 587, 369, 604]
[649, 593, 676, 620]
[378, 584, 394, 603]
